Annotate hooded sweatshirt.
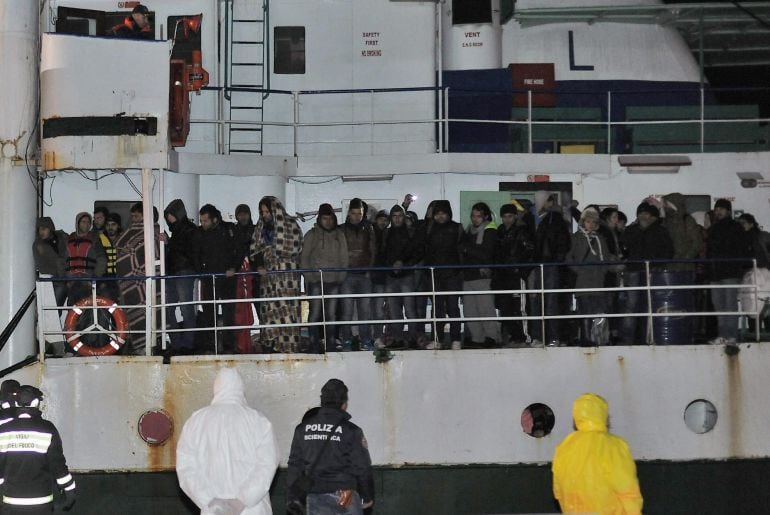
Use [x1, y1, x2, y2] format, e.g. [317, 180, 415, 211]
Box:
[164, 199, 198, 274]
[381, 204, 423, 278]
[176, 368, 279, 515]
[33, 217, 68, 276]
[552, 393, 643, 515]
[423, 200, 464, 279]
[66, 212, 106, 277]
[300, 211, 348, 284]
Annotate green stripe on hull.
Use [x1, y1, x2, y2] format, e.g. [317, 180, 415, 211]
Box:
[70, 459, 770, 514]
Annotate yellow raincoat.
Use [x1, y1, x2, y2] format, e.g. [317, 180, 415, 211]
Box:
[552, 393, 643, 514]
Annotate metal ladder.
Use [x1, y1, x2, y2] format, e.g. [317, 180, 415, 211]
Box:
[226, 0, 267, 154]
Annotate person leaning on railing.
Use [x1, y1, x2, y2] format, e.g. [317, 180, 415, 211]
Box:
[161, 199, 198, 356]
[706, 199, 752, 345]
[251, 196, 304, 353]
[422, 200, 464, 349]
[619, 201, 674, 345]
[493, 202, 535, 346]
[299, 203, 348, 353]
[566, 208, 617, 346]
[460, 202, 501, 348]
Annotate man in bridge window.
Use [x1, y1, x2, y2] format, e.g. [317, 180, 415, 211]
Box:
[110, 4, 154, 40]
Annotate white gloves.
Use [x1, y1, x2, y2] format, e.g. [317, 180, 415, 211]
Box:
[208, 498, 246, 515]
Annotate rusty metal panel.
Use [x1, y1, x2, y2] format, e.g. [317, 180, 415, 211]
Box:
[40, 34, 170, 171]
[9, 345, 770, 472]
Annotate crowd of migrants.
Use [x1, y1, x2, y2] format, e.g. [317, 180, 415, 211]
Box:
[32, 192, 770, 356]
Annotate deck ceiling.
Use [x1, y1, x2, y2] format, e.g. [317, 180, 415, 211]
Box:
[512, 2, 770, 68]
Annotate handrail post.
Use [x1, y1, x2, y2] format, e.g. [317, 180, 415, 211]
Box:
[754, 259, 760, 342]
[35, 282, 45, 360]
[443, 87, 450, 152]
[606, 90, 612, 154]
[700, 87, 705, 153]
[212, 275, 218, 355]
[320, 269, 327, 352]
[370, 89, 375, 156]
[539, 264, 545, 344]
[292, 91, 299, 157]
[430, 268, 438, 346]
[645, 261, 653, 345]
[527, 90, 533, 153]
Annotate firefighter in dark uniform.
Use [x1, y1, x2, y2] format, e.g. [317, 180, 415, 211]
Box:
[0, 386, 76, 513]
[0, 380, 19, 425]
[287, 379, 374, 514]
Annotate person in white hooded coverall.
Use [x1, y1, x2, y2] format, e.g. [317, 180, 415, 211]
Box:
[176, 368, 279, 515]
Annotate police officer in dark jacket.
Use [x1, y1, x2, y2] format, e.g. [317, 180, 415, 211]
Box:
[287, 379, 374, 514]
[194, 204, 241, 353]
[0, 386, 76, 514]
[163, 199, 199, 354]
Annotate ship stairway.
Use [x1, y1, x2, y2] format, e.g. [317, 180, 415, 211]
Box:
[226, 0, 268, 154]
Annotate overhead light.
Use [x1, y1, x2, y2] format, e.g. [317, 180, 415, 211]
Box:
[618, 155, 691, 174]
[737, 171, 764, 188]
[341, 174, 394, 182]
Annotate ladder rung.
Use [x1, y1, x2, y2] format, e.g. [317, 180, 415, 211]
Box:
[230, 128, 263, 132]
[230, 149, 263, 154]
[232, 41, 263, 45]
[232, 62, 263, 66]
[231, 106, 263, 110]
[231, 84, 264, 88]
[233, 19, 264, 23]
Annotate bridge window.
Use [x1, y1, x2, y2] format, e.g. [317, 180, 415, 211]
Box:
[55, 7, 155, 38]
[274, 26, 306, 75]
[452, 0, 492, 25]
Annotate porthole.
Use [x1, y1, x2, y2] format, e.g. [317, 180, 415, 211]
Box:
[521, 403, 555, 438]
[684, 399, 717, 434]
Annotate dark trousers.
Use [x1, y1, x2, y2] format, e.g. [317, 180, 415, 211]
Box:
[307, 281, 341, 349]
[433, 275, 462, 343]
[199, 275, 236, 353]
[529, 267, 564, 344]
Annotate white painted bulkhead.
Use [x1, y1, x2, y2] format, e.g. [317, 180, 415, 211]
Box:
[262, 0, 437, 157]
[43, 151, 770, 235]
[0, 0, 39, 368]
[9, 344, 769, 471]
[506, 0, 701, 81]
[442, 0, 502, 71]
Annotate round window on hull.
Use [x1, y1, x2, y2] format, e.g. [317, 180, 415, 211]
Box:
[684, 399, 718, 434]
[521, 403, 555, 438]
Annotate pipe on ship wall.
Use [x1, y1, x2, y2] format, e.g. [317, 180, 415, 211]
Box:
[0, 1, 40, 367]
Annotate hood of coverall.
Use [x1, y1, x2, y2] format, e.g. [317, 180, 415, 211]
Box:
[211, 368, 247, 406]
[573, 393, 609, 433]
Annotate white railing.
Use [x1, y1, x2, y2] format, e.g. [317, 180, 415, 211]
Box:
[35, 259, 768, 359]
[190, 85, 770, 156]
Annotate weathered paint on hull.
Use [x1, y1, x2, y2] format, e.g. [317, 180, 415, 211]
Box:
[10, 343, 770, 473]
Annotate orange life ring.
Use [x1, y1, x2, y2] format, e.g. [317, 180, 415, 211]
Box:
[63, 296, 128, 356]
